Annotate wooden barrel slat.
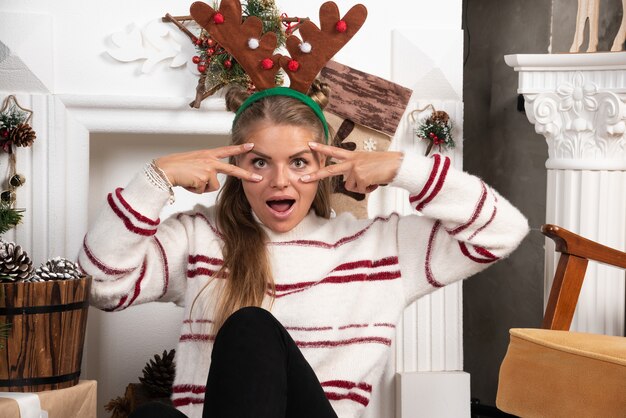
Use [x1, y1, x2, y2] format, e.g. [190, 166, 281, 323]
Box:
[0, 277, 91, 392]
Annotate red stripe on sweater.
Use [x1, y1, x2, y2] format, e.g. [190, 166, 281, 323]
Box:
[114, 188, 159, 225]
[468, 204, 497, 240]
[173, 384, 205, 394]
[338, 323, 368, 330]
[331, 256, 398, 272]
[416, 156, 451, 212]
[447, 181, 487, 235]
[325, 391, 370, 406]
[473, 245, 498, 259]
[126, 259, 148, 307]
[82, 237, 135, 276]
[295, 336, 391, 348]
[321, 380, 373, 393]
[374, 322, 396, 328]
[458, 242, 499, 263]
[425, 221, 444, 288]
[179, 334, 216, 342]
[270, 215, 396, 249]
[107, 193, 157, 236]
[285, 326, 333, 331]
[187, 267, 224, 278]
[410, 154, 441, 204]
[188, 255, 223, 265]
[153, 236, 169, 298]
[103, 295, 127, 312]
[172, 397, 204, 407]
[274, 270, 401, 298]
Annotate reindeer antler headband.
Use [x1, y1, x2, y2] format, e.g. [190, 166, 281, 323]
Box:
[190, 0, 367, 139]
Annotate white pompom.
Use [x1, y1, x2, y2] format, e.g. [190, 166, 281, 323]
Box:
[299, 42, 312, 53]
[248, 38, 260, 50]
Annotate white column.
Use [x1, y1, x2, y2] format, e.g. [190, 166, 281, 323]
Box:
[505, 53, 626, 336]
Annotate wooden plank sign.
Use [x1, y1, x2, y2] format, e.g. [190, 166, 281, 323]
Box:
[319, 60, 413, 137]
[0, 277, 91, 392]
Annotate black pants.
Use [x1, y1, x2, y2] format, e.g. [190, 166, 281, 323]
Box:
[130, 307, 338, 418]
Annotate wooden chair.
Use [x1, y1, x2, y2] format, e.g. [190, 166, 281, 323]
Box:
[496, 224, 626, 418]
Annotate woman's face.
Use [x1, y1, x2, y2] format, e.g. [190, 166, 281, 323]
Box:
[238, 122, 325, 233]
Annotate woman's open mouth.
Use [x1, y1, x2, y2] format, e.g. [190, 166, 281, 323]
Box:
[266, 198, 296, 218]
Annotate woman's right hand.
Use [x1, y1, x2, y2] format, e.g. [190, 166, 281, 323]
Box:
[154, 143, 262, 194]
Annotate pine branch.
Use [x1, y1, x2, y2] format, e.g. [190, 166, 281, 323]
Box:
[0, 203, 23, 235]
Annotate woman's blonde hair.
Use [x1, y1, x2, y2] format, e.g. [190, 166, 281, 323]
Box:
[192, 81, 332, 333]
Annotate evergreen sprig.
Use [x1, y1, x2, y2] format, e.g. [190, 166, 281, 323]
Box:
[0, 202, 23, 235]
[0, 106, 28, 131]
[415, 116, 455, 156]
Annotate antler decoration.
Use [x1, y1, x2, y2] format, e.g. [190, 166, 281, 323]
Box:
[190, 0, 367, 94]
[280, 2, 367, 93]
[190, 0, 282, 90]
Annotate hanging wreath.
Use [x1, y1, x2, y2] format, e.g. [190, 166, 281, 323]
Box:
[164, 0, 306, 108]
[411, 105, 455, 156]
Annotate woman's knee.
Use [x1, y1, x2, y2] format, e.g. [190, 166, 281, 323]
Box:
[213, 307, 284, 350]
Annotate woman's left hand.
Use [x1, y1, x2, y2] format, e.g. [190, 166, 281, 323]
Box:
[300, 142, 403, 194]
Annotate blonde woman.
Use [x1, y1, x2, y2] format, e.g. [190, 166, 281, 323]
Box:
[81, 83, 528, 418]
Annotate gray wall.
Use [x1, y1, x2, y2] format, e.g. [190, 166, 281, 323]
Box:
[461, 0, 623, 407]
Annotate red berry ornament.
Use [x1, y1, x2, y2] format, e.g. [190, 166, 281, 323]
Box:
[207, 48, 215, 56]
[195, 38, 202, 46]
[213, 13, 224, 24]
[224, 59, 232, 69]
[197, 64, 207, 73]
[192, 56, 201, 64]
[261, 58, 274, 70]
[287, 59, 300, 72]
[336, 20, 347, 32]
[428, 132, 435, 138]
[0, 128, 8, 138]
[207, 38, 215, 47]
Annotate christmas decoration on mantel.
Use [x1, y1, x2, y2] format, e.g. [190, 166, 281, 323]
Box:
[163, 0, 309, 108]
[318, 60, 413, 219]
[411, 104, 455, 156]
[0, 95, 35, 207]
[105, 349, 176, 418]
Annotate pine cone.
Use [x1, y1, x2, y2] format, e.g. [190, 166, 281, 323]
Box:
[104, 395, 131, 418]
[430, 110, 450, 124]
[139, 349, 176, 398]
[10, 123, 36, 148]
[0, 241, 33, 282]
[32, 257, 84, 281]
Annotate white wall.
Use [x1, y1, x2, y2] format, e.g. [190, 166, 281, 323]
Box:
[0, 1, 463, 417]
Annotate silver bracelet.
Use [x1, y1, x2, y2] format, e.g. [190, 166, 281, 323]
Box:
[144, 160, 175, 204]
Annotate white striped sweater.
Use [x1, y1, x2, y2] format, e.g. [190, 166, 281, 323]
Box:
[80, 152, 529, 418]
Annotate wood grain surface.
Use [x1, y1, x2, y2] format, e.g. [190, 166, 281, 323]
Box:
[0, 277, 91, 392]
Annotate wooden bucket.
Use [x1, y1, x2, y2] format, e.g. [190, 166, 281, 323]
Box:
[0, 276, 91, 392]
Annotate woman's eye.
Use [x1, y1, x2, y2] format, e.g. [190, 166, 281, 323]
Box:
[292, 158, 307, 169]
[252, 159, 267, 169]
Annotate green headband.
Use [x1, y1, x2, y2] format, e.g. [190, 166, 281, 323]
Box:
[232, 87, 330, 142]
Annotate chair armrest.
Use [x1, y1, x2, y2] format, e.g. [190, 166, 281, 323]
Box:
[542, 224, 626, 268]
[541, 224, 626, 330]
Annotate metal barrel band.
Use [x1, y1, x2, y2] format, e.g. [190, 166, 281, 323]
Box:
[0, 371, 81, 387]
[0, 300, 89, 316]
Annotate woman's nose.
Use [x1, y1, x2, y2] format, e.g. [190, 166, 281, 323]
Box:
[270, 166, 290, 189]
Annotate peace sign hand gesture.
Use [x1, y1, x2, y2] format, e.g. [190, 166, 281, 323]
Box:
[154, 143, 262, 194]
[300, 142, 403, 194]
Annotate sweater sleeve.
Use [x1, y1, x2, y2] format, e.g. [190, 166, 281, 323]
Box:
[77, 171, 190, 311]
[390, 152, 529, 305]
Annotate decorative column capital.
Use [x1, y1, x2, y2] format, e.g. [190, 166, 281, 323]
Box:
[505, 53, 626, 170]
